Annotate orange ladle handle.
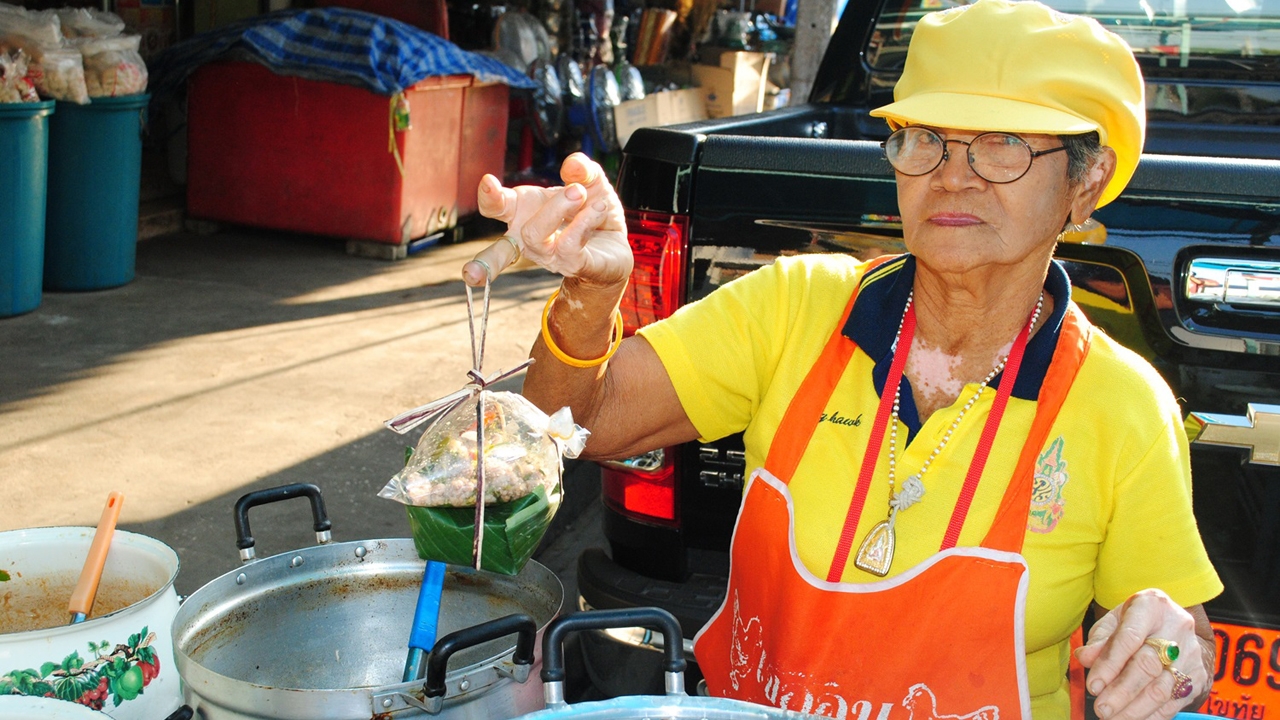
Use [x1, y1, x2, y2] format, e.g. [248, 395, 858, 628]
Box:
[69, 491, 124, 623]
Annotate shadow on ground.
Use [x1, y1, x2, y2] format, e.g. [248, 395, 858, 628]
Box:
[0, 229, 550, 409]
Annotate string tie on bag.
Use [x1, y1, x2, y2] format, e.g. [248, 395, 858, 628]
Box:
[384, 278, 535, 437]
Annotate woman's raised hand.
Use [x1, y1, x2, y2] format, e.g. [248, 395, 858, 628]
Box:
[462, 153, 632, 288]
[1075, 590, 1213, 720]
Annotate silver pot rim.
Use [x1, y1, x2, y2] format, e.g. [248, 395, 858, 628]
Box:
[0, 526, 181, 642]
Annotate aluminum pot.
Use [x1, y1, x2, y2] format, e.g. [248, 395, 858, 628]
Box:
[524, 609, 815, 720]
[171, 484, 563, 720]
[0, 527, 183, 719]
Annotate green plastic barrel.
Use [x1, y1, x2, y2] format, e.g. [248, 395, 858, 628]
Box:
[0, 100, 55, 317]
[44, 94, 149, 291]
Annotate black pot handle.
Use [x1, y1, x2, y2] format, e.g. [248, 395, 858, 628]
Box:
[164, 706, 194, 720]
[232, 483, 332, 562]
[540, 607, 686, 707]
[421, 613, 537, 714]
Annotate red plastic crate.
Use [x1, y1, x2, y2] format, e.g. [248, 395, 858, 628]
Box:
[457, 82, 510, 219]
[186, 61, 472, 245]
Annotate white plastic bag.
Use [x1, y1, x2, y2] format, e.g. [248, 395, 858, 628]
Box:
[77, 34, 146, 97]
[0, 5, 89, 103]
[0, 48, 37, 103]
[0, 4, 63, 48]
[26, 45, 88, 103]
[57, 7, 125, 39]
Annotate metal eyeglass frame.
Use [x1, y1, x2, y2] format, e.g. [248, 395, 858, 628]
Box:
[881, 127, 1068, 183]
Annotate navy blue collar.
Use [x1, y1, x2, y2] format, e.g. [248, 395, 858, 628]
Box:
[843, 254, 1071, 440]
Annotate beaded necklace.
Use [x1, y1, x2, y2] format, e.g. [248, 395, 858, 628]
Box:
[852, 290, 1044, 576]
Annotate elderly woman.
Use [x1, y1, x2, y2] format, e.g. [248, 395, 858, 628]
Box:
[462, 0, 1221, 717]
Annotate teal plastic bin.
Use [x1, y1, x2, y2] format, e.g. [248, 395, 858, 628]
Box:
[44, 94, 149, 291]
[0, 100, 55, 318]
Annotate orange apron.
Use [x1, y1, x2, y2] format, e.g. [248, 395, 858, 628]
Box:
[693, 273, 1092, 720]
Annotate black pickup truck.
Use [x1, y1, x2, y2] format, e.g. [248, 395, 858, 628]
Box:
[574, 0, 1280, 714]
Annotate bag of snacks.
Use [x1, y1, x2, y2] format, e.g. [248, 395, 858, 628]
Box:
[26, 45, 88, 103]
[0, 49, 38, 103]
[380, 390, 588, 575]
[56, 7, 125, 39]
[77, 34, 146, 97]
[0, 4, 63, 48]
[0, 5, 89, 103]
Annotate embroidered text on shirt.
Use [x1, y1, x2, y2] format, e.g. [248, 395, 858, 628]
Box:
[820, 411, 863, 427]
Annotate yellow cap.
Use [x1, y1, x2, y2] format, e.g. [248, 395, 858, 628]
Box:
[870, 0, 1145, 207]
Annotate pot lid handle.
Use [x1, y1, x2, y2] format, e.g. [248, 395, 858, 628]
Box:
[540, 608, 687, 708]
[421, 613, 538, 713]
[233, 483, 333, 562]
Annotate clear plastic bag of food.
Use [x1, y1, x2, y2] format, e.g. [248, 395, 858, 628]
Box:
[380, 389, 588, 575]
[57, 7, 125, 39]
[380, 280, 589, 574]
[0, 5, 89, 103]
[26, 45, 88, 103]
[77, 34, 146, 97]
[0, 51, 18, 103]
[0, 49, 38, 103]
[0, 4, 63, 49]
[380, 391, 587, 508]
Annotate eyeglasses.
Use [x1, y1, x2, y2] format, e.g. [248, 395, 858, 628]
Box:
[881, 127, 1068, 184]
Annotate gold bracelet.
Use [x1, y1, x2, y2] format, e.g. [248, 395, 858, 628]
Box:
[541, 289, 624, 368]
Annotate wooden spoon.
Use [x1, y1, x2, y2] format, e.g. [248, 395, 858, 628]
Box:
[69, 491, 124, 624]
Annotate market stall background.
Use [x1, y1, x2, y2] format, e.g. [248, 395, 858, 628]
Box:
[5, 0, 803, 246]
[0, 0, 809, 710]
[0, 0, 811, 535]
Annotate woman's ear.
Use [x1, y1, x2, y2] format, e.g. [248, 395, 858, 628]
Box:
[1069, 146, 1117, 226]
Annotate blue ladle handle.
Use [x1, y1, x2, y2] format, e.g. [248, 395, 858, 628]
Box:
[403, 560, 447, 682]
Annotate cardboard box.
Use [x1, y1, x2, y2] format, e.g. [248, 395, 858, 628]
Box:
[692, 51, 771, 118]
[614, 87, 709, 148]
[116, 0, 176, 60]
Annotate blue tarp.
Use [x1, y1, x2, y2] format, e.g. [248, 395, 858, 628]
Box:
[149, 7, 536, 103]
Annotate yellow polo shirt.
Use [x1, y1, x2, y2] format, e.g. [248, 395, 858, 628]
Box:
[638, 253, 1222, 719]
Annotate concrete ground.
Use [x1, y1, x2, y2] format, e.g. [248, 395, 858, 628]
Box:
[0, 226, 604, 603]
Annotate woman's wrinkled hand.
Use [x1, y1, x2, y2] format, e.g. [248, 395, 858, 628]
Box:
[461, 153, 632, 288]
[1075, 590, 1212, 720]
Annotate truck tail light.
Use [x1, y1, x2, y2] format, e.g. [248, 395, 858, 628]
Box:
[601, 449, 679, 526]
[620, 209, 689, 335]
[603, 211, 688, 527]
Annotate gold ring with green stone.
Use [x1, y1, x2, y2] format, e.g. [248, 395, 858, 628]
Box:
[1144, 637, 1180, 667]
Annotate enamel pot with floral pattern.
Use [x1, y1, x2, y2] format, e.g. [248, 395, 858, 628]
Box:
[0, 527, 183, 719]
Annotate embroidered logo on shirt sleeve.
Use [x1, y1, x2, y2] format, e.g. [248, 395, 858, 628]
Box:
[1028, 435, 1069, 534]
